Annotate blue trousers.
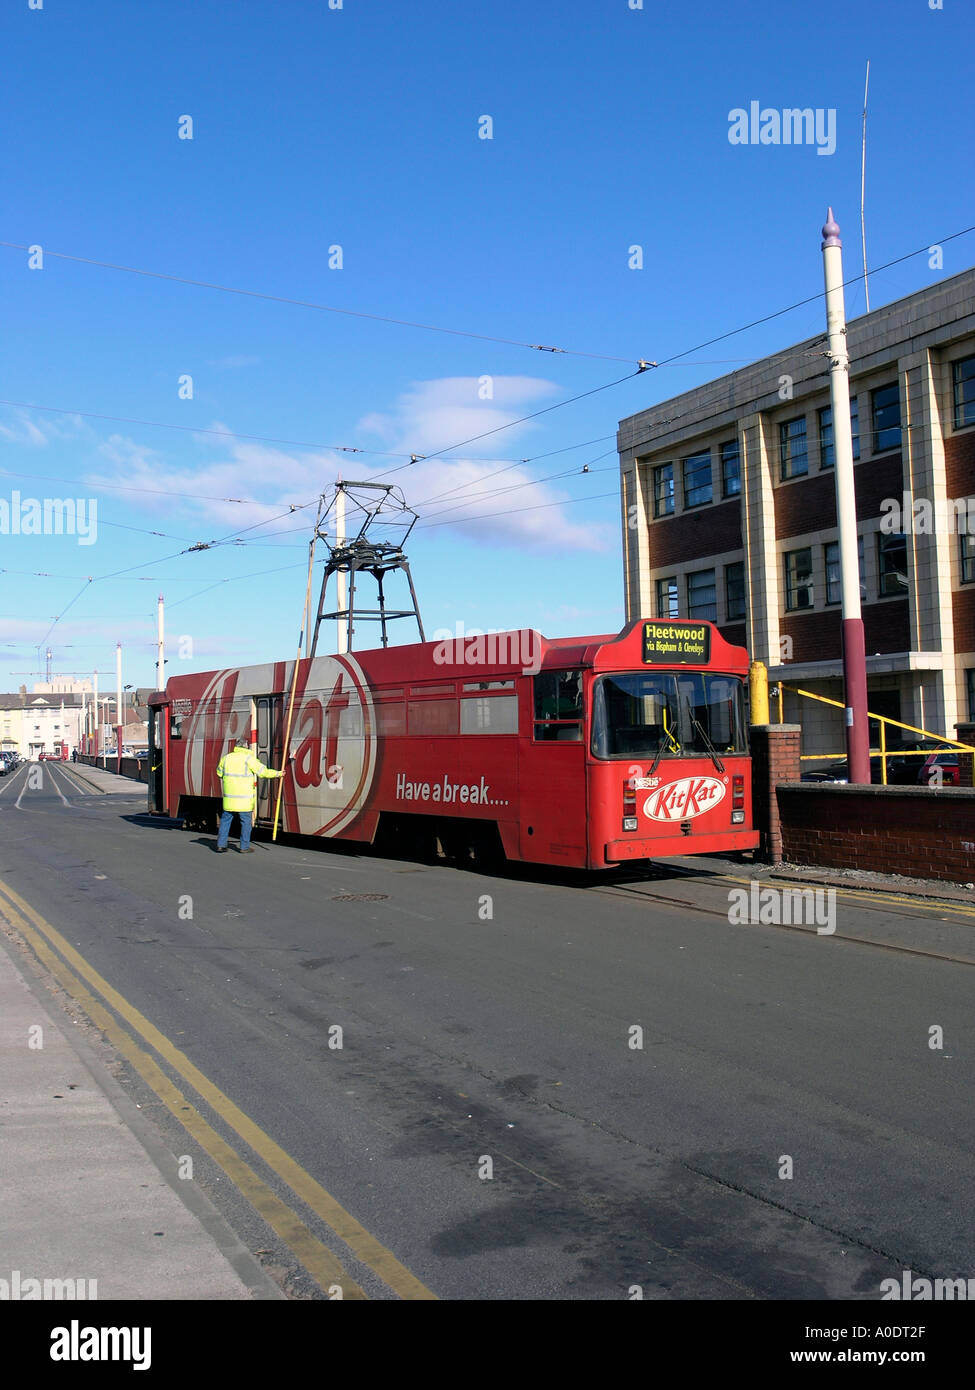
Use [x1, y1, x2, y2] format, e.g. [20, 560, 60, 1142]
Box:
[217, 809, 253, 850]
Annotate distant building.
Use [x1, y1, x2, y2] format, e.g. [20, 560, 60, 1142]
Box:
[0, 692, 83, 758]
[617, 267, 975, 755]
[31, 677, 93, 694]
[0, 686, 146, 758]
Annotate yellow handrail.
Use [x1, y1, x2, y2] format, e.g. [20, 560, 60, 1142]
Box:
[780, 682, 975, 783]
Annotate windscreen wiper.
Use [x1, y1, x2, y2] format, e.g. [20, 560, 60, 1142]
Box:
[686, 699, 725, 773]
[649, 709, 681, 775]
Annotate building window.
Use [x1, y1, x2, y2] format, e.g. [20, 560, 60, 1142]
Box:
[819, 398, 860, 468]
[656, 576, 678, 619]
[687, 569, 717, 621]
[968, 668, 975, 721]
[653, 463, 674, 517]
[872, 382, 901, 453]
[961, 533, 975, 585]
[721, 439, 741, 497]
[824, 537, 865, 604]
[779, 417, 808, 480]
[682, 450, 712, 509]
[878, 532, 908, 596]
[953, 356, 975, 430]
[725, 562, 746, 621]
[785, 548, 814, 610]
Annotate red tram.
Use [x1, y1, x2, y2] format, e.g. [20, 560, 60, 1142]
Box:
[147, 618, 758, 869]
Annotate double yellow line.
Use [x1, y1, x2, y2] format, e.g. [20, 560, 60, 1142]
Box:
[0, 876, 436, 1301]
[723, 872, 975, 922]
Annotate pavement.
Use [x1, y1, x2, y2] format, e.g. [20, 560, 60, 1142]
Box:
[60, 760, 146, 795]
[0, 935, 284, 1301]
[0, 766, 284, 1300]
[0, 759, 970, 1302]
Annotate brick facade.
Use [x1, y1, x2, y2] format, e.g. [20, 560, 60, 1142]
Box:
[779, 600, 910, 664]
[944, 430, 975, 494]
[620, 267, 975, 757]
[649, 500, 742, 569]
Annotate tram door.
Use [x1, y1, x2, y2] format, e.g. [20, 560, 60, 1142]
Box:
[255, 696, 283, 823]
[148, 704, 167, 814]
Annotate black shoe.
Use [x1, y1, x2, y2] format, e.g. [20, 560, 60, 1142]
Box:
[215, 846, 228, 853]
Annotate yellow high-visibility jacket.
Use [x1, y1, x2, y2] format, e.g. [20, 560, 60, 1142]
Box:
[216, 746, 282, 814]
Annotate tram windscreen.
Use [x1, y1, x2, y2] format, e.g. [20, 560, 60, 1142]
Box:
[591, 672, 747, 759]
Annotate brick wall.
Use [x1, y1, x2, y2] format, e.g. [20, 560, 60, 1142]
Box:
[773, 456, 903, 541]
[779, 600, 910, 663]
[778, 783, 975, 883]
[944, 430, 975, 495]
[952, 588, 975, 652]
[863, 599, 911, 652]
[649, 499, 742, 568]
[751, 725, 801, 863]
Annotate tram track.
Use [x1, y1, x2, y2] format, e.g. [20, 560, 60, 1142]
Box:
[587, 870, 975, 967]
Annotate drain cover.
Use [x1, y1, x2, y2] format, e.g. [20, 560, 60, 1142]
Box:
[332, 893, 389, 902]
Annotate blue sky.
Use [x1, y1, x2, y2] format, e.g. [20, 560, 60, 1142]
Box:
[2, 0, 972, 692]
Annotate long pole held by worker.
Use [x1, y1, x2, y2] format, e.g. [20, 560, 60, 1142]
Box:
[273, 536, 318, 840]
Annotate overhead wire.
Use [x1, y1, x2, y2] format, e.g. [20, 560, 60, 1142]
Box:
[0, 241, 645, 365]
[6, 221, 974, 658]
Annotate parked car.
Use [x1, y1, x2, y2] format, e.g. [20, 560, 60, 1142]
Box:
[918, 751, 960, 786]
[800, 740, 945, 785]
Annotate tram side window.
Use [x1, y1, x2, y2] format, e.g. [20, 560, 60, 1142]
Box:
[533, 670, 583, 741]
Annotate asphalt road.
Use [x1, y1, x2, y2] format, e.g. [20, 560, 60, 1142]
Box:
[1, 758, 973, 1300]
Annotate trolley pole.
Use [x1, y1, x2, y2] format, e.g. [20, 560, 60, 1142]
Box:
[821, 209, 871, 784]
[157, 594, 165, 691]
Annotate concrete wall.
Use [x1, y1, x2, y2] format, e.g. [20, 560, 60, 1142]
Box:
[76, 754, 149, 784]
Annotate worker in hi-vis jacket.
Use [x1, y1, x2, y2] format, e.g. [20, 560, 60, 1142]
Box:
[214, 739, 284, 853]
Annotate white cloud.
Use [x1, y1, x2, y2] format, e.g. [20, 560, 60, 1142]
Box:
[87, 427, 338, 537]
[0, 411, 90, 448]
[355, 377, 611, 552]
[80, 376, 613, 553]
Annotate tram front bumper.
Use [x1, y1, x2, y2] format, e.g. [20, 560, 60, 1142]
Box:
[605, 828, 761, 862]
